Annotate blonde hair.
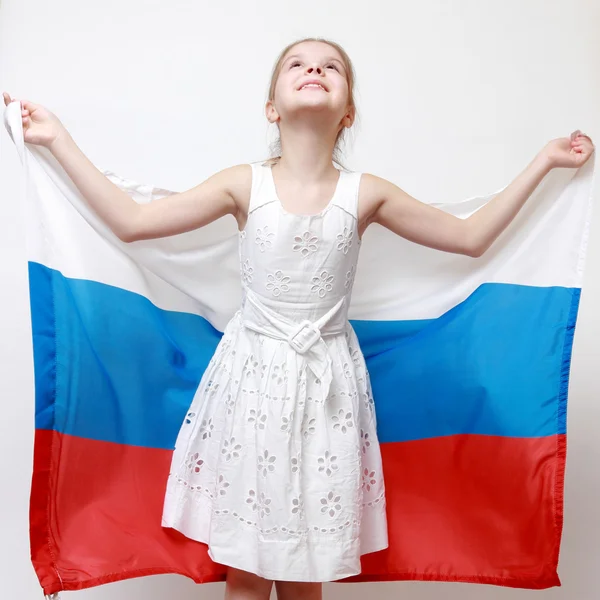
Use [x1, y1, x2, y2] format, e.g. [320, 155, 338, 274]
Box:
[262, 37, 358, 171]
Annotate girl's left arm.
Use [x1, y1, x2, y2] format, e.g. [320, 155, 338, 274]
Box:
[365, 131, 595, 258]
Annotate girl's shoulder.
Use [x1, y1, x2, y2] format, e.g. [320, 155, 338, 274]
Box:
[217, 163, 253, 212]
[225, 161, 271, 204]
[356, 172, 391, 229]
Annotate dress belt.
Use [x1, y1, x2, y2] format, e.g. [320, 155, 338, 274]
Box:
[240, 288, 347, 398]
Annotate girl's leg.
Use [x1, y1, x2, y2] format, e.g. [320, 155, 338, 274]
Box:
[274, 581, 322, 600]
[224, 567, 274, 600]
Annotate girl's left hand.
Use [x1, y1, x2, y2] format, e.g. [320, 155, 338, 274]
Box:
[541, 130, 595, 169]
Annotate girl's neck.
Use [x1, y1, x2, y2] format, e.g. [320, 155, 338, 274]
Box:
[275, 123, 340, 183]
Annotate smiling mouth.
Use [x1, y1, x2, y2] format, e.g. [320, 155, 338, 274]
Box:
[298, 83, 327, 91]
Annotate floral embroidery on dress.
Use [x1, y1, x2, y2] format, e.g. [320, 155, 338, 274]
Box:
[362, 468, 377, 492]
[257, 449, 277, 477]
[243, 354, 259, 377]
[255, 226, 274, 252]
[336, 226, 353, 254]
[242, 259, 254, 284]
[332, 409, 354, 433]
[246, 489, 272, 517]
[292, 231, 319, 257]
[291, 452, 302, 473]
[364, 387, 375, 414]
[302, 414, 317, 438]
[280, 412, 294, 433]
[310, 270, 334, 298]
[225, 393, 235, 415]
[317, 450, 339, 477]
[291, 494, 305, 519]
[345, 265, 355, 289]
[221, 437, 242, 462]
[271, 363, 289, 386]
[266, 270, 291, 296]
[360, 428, 372, 454]
[206, 380, 220, 396]
[248, 408, 267, 430]
[200, 418, 214, 440]
[217, 474, 230, 496]
[320, 491, 342, 517]
[186, 452, 203, 473]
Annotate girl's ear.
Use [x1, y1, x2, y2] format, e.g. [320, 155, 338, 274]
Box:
[341, 105, 356, 129]
[265, 99, 280, 124]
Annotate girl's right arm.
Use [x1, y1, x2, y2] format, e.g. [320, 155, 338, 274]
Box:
[4, 93, 249, 242]
[50, 131, 249, 242]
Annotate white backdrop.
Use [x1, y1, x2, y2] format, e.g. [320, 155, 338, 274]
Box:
[1, 0, 599, 599]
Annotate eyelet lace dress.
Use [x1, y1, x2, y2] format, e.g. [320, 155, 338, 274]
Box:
[161, 162, 388, 582]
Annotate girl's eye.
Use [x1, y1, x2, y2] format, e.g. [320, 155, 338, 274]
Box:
[326, 64, 339, 71]
[290, 61, 301, 68]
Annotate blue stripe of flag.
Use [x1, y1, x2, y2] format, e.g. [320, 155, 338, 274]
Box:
[28, 262, 578, 449]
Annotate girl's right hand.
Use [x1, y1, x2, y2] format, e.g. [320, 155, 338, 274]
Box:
[3, 92, 67, 148]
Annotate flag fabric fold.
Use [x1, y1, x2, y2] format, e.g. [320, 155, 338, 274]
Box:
[3, 101, 596, 594]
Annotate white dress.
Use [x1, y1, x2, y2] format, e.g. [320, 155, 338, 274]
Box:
[161, 162, 388, 582]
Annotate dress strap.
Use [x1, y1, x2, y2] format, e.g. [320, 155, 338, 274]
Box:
[330, 170, 362, 220]
[248, 162, 277, 214]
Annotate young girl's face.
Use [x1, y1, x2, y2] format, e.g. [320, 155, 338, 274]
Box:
[267, 41, 352, 131]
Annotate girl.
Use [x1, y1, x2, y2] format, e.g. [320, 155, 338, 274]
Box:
[3, 36, 594, 600]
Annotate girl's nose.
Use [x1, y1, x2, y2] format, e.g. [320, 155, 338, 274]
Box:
[306, 65, 322, 74]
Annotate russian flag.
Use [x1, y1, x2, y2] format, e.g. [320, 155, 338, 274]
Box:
[4, 101, 596, 595]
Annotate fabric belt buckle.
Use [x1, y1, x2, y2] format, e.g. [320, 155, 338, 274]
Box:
[287, 320, 321, 354]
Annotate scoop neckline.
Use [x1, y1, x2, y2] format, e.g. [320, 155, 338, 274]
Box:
[265, 164, 343, 218]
